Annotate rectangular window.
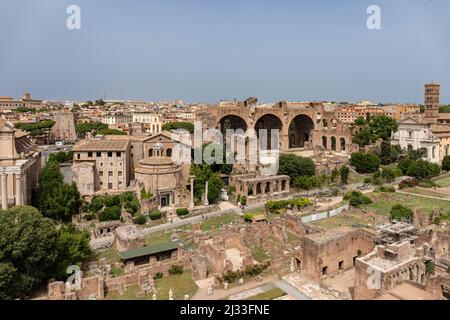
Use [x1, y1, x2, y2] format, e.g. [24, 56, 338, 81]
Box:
[96, 152, 101, 157]
[88, 152, 93, 157]
[118, 171, 123, 176]
[99, 171, 103, 177]
[77, 153, 80, 159]
[108, 171, 113, 177]
[108, 152, 112, 157]
[108, 183, 113, 189]
[116, 152, 121, 157]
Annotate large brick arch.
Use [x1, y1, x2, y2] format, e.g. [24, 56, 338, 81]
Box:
[255, 114, 283, 150]
[288, 114, 315, 149]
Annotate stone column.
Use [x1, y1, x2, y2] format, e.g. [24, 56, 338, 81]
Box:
[278, 179, 282, 193]
[204, 181, 209, 206]
[23, 172, 28, 204]
[1, 173, 8, 210]
[243, 182, 248, 197]
[15, 173, 22, 206]
[189, 176, 195, 209]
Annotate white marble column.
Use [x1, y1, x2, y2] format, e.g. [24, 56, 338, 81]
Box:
[204, 181, 209, 206]
[189, 176, 195, 209]
[22, 172, 28, 205]
[15, 173, 22, 206]
[1, 173, 8, 210]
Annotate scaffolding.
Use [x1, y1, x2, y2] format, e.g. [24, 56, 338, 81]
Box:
[375, 221, 417, 245]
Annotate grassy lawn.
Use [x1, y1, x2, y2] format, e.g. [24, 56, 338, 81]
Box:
[245, 287, 286, 300]
[286, 231, 301, 243]
[154, 270, 198, 300]
[347, 172, 368, 184]
[104, 285, 147, 300]
[144, 231, 171, 245]
[400, 187, 449, 198]
[200, 213, 238, 231]
[251, 246, 271, 263]
[434, 176, 450, 187]
[96, 248, 121, 264]
[313, 209, 388, 229]
[364, 192, 450, 216]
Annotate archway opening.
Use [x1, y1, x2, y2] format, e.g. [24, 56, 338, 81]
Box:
[331, 137, 337, 151]
[288, 115, 314, 149]
[340, 138, 346, 151]
[255, 114, 282, 150]
[219, 115, 247, 136]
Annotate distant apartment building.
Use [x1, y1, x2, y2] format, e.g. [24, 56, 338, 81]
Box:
[383, 104, 421, 120]
[132, 112, 161, 135]
[72, 140, 131, 196]
[0, 93, 43, 111]
[101, 113, 132, 125]
[334, 105, 395, 123]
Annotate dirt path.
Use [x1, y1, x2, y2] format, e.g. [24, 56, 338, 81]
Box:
[191, 274, 280, 300]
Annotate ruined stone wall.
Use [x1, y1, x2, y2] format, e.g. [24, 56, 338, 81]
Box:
[301, 229, 375, 281]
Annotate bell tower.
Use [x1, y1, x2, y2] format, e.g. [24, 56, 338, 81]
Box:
[424, 83, 440, 122]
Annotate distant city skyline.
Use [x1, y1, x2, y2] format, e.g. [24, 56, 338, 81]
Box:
[1, 0, 449, 104]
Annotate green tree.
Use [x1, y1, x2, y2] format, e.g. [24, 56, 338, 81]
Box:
[353, 117, 367, 126]
[369, 115, 398, 141]
[278, 153, 315, 182]
[331, 168, 339, 182]
[96, 128, 126, 136]
[162, 122, 194, 134]
[0, 206, 58, 300]
[51, 224, 91, 280]
[442, 156, 450, 171]
[36, 161, 81, 222]
[340, 166, 350, 184]
[190, 165, 224, 203]
[381, 168, 396, 183]
[349, 152, 380, 173]
[390, 204, 413, 222]
[406, 160, 440, 180]
[352, 127, 373, 147]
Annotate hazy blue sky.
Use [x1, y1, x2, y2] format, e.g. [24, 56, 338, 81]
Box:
[0, 0, 449, 103]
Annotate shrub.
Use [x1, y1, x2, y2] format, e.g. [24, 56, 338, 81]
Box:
[104, 195, 121, 207]
[98, 206, 121, 221]
[425, 260, 435, 275]
[378, 185, 396, 193]
[153, 272, 163, 280]
[176, 208, 189, 216]
[442, 156, 450, 171]
[349, 152, 380, 173]
[346, 191, 373, 207]
[364, 177, 372, 184]
[406, 160, 441, 180]
[240, 196, 247, 206]
[418, 179, 438, 188]
[390, 204, 413, 222]
[168, 265, 183, 275]
[149, 210, 162, 220]
[293, 197, 312, 208]
[243, 213, 254, 223]
[398, 178, 419, 189]
[349, 194, 373, 207]
[133, 214, 147, 225]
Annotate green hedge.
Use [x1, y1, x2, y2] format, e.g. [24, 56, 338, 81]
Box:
[149, 210, 162, 220]
[265, 197, 311, 213]
[176, 208, 189, 216]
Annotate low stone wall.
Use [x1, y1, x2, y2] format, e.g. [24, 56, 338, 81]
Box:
[300, 204, 349, 223]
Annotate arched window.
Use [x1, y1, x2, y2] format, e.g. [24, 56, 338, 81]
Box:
[331, 137, 337, 151]
[340, 138, 346, 151]
[166, 148, 172, 157]
[149, 149, 153, 157]
[322, 136, 327, 148]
